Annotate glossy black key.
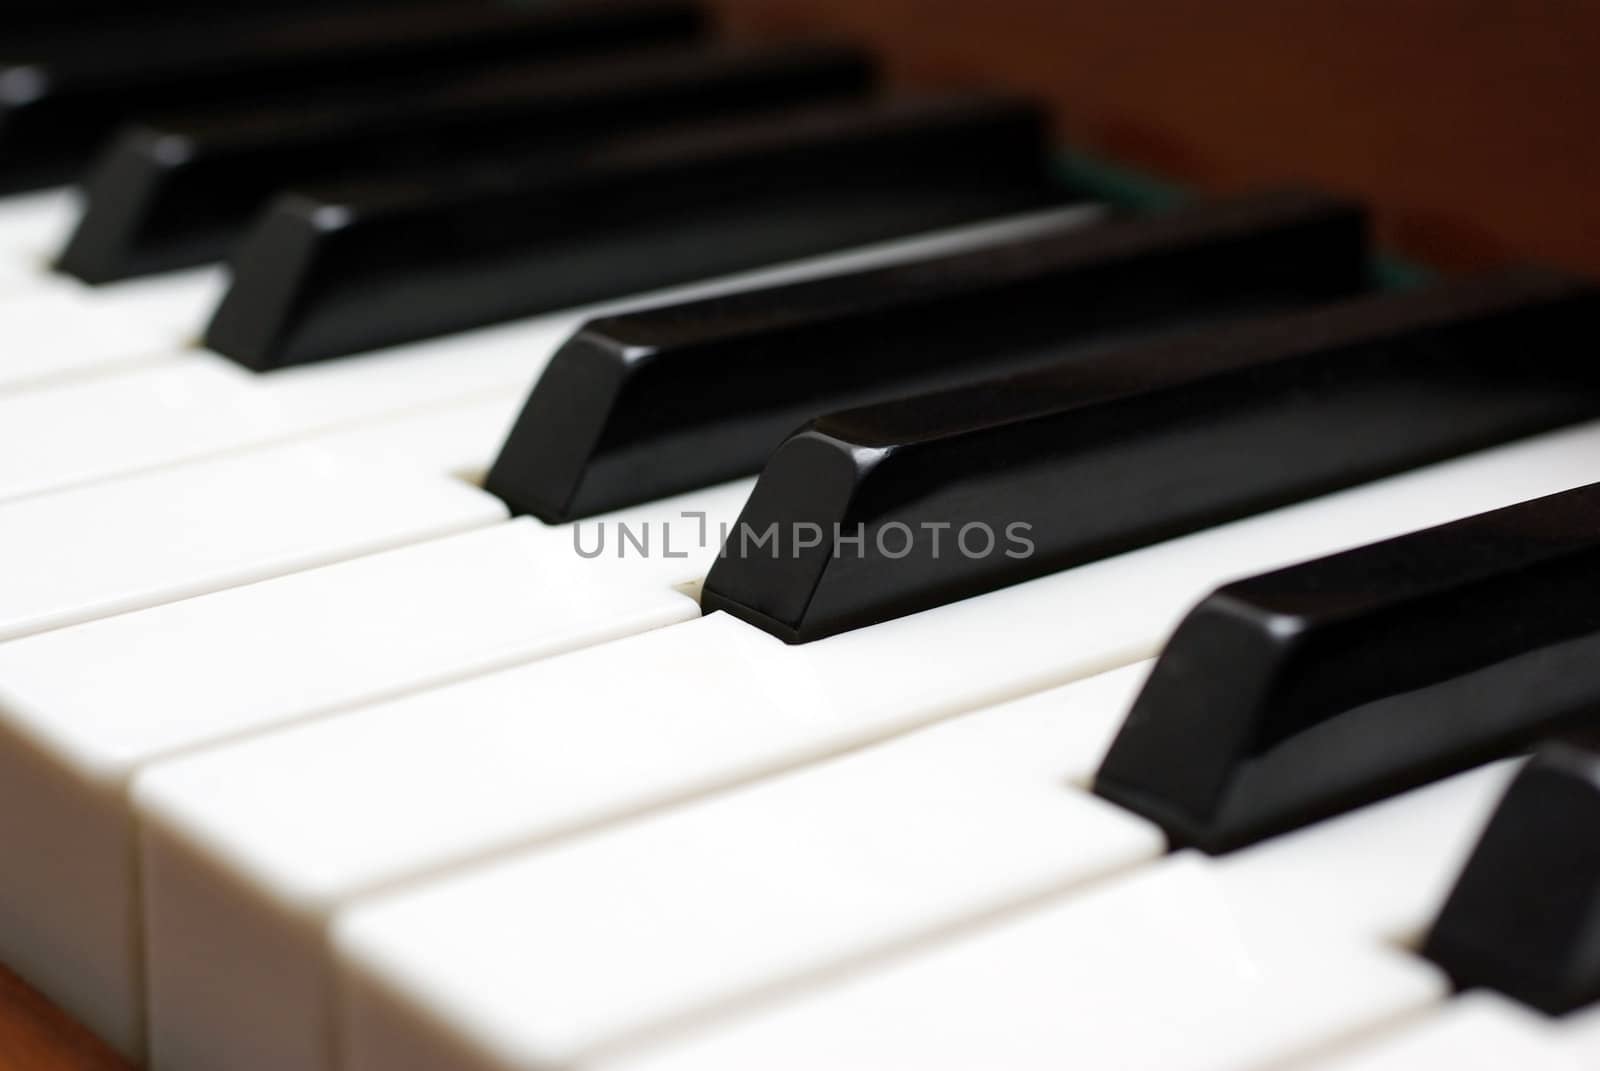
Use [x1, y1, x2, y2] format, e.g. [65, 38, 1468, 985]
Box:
[0, 0, 706, 194]
[205, 95, 1065, 369]
[1095, 482, 1600, 853]
[488, 189, 1369, 523]
[1424, 745, 1600, 1014]
[700, 268, 1600, 644]
[59, 43, 876, 282]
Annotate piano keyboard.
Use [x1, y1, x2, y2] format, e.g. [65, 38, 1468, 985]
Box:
[2, 5, 1599, 1070]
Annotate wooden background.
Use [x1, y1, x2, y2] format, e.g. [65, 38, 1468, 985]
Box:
[714, 0, 1600, 275]
[7, 3, 1600, 1068]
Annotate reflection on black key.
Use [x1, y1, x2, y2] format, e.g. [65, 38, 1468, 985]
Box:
[59, 43, 876, 282]
[0, 0, 706, 194]
[1424, 745, 1600, 1014]
[1095, 482, 1600, 853]
[488, 190, 1369, 523]
[205, 96, 1065, 369]
[700, 268, 1600, 644]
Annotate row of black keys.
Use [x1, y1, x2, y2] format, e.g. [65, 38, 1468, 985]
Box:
[16, 0, 1600, 1026]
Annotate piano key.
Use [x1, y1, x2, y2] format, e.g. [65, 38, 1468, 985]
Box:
[1558, 1006, 1600, 1062]
[0, 483, 746, 1058]
[58, 42, 877, 283]
[1422, 744, 1600, 1014]
[327, 751, 1507, 1071]
[123, 416, 1600, 1071]
[1095, 481, 1600, 853]
[0, 207, 1098, 498]
[204, 96, 1066, 369]
[0, 268, 222, 392]
[305, 392, 527, 485]
[576, 855, 1444, 1071]
[1210, 761, 1517, 945]
[1280, 993, 1583, 1071]
[221, 677, 1164, 1071]
[0, 441, 504, 644]
[0, 0, 708, 194]
[489, 188, 1369, 522]
[701, 268, 1600, 643]
[0, 188, 79, 270]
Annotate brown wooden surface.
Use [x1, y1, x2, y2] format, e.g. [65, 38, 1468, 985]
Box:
[7, 5, 1600, 1068]
[714, 0, 1600, 275]
[0, 964, 125, 1071]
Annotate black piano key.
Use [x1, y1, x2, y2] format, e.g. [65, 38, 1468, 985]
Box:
[1424, 745, 1600, 1014]
[0, 0, 706, 195]
[487, 189, 1369, 523]
[58, 43, 876, 283]
[699, 268, 1600, 644]
[1094, 483, 1600, 853]
[204, 96, 1067, 370]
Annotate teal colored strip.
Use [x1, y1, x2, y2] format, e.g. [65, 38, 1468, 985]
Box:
[1055, 148, 1437, 289]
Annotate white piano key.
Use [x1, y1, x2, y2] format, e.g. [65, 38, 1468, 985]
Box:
[0, 288, 189, 390]
[329, 692, 1163, 1071]
[129, 417, 1600, 1071]
[1212, 760, 1519, 948]
[0, 479, 746, 1060]
[0, 269, 224, 392]
[583, 855, 1444, 1071]
[328, 738, 1513, 1071]
[0, 206, 1103, 502]
[1558, 1004, 1600, 1061]
[299, 391, 526, 485]
[0, 263, 221, 391]
[1292, 993, 1583, 1071]
[0, 441, 504, 643]
[0, 188, 79, 266]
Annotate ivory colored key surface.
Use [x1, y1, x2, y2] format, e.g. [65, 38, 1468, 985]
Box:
[0, 482, 745, 1060]
[0, 189, 79, 269]
[0, 268, 223, 392]
[0, 441, 504, 643]
[0, 207, 1098, 499]
[131, 418, 1600, 1071]
[328, 688, 1164, 1069]
[585, 855, 1443, 1071]
[326, 739, 1506, 1071]
[1294, 993, 1585, 1071]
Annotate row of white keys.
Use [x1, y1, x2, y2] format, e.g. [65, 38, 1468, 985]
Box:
[0, 207, 1103, 505]
[603, 853, 1444, 1071]
[0, 386, 524, 642]
[324, 675, 1171, 1069]
[323, 720, 1515, 1071]
[0, 473, 751, 1061]
[0, 440, 506, 644]
[126, 417, 1600, 1070]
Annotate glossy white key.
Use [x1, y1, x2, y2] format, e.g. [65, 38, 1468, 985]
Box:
[1558, 1004, 1600, 1061]
[0, 188, 78, 268]
[300, 391, 525, 484]
[0, 267, 226, 391]
[581, 855, 1444, 1071]
[0, 206, 1101, 501]
[330, 690, 1163, 1071]
[0, 441, 503, 643]
[129, 418, 1600, 1071]
[1212, 761, 1518, 948]
[1295, 993, 1583, 1071]
[0, 479, 744, 1060]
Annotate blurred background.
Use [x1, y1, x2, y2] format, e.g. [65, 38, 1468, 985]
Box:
[712, 0, 1600, 275]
